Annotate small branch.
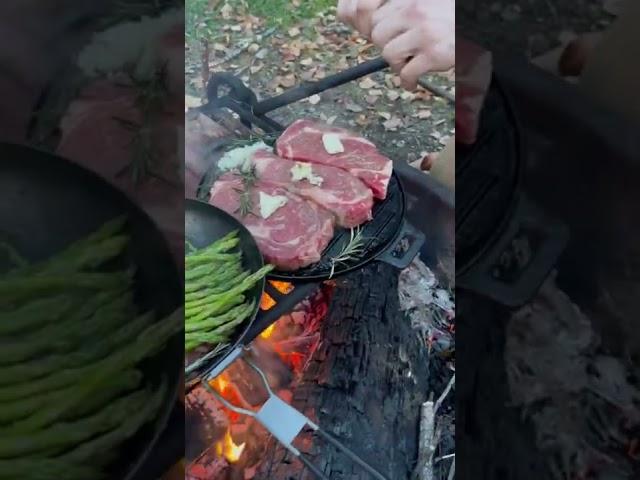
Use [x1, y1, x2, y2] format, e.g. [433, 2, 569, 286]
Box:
[434, 373, 455, 415]
[447, 458, 455, 480]
[417, 77, 455, 104]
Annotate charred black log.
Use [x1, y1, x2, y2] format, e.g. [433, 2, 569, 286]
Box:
[257, 262, 431, 479]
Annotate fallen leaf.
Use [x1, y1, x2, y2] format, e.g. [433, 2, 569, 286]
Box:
[256, 48, 269, 59]
[365, 95, 379, 105]
[358, 77, 378, 89]
[248, 43, 260, 53]
[250, 63, 264, 74]
[313, 69, 326, 80]
[274, 74, 296, 88]
[378, 112, 392, 120]
[300, 58, 313, 66]
[386, 91, 400, 101]
[326, 115, 337, 125]
[368, 89, 383, 96]
[383, 117, 403, 131]
[220, 3, 233, 19]
[308, 94, 321, 105]
[185, 95, 202, 110]
[414, 90, 433, 101]
[230, 25, 242, 32]
[213, 43, 227, 52]
[355, 114, 370, 126]
[344, 99, 364, 112]
[401, 91, 416, 101]
[417, 110, 432, 119]
[439, 135, 451, 146]
[288, 27, 301, 37]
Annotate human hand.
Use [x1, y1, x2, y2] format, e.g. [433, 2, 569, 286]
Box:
[370, 0, 454, 90]
[337, 0, 386, 40]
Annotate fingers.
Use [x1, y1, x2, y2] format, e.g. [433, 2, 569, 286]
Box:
[338, 0, 386, 39]
[381, 28, 422, 73]
[370, 16, 407, 50]
[399, 54, 430, 90]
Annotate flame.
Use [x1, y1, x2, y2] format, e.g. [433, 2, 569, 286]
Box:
[212, 375, 229, 392]
[215, 428, 246, 463]
[270, 280, 294, 294]
[260, 292, 276, 311]
[260, 323, 276, 339]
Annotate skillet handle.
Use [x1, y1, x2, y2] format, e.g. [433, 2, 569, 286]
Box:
[377, 220, 425, 270]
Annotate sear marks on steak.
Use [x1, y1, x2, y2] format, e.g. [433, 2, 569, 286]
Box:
[250, 149, 373, 228]
[208, 174, 334, 271]
[275, 119, 393, 200]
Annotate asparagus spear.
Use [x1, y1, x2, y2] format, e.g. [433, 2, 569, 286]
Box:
[0, 388, 150, 458]
[0, 295, 75, 335]
[185, 302, 253, 333]
[184, 264, 244, 294]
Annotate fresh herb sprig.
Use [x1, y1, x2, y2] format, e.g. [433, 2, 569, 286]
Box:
[232, 165, 260, 218]
[329, 227, 366, 278]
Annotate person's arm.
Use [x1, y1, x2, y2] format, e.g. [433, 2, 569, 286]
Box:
[338, 0, 454, 90]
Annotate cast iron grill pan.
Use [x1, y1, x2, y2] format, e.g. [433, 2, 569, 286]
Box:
[456, 78, 522, 274]
[197, 138, 406, 282]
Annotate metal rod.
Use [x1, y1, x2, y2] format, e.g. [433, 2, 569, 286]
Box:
[253, 57, 389, 115]
[297, 453, 331, 480]
[314, 428, 390, 480]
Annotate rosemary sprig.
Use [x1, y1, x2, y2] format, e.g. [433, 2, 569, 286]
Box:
[114, 65, 177, 186]
[329, 227, 366, 278]
[233, 188, 255, 218]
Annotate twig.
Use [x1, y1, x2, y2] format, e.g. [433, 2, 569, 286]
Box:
[417, 77, 455, 104]
[413, 374, 456, 480]
[210, 27, 277, 69]
[447, 458, 455, 480]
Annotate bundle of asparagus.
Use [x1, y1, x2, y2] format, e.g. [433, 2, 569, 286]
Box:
[185, 231, 272, 352]
[0, 217, 182, 480]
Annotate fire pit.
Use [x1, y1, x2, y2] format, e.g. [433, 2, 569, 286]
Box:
[183, 66, 455, 480]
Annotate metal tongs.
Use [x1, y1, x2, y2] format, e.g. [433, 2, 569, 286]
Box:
[202, 348, 389, 480]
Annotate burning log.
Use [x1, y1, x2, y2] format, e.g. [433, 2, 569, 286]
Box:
[255, 262, 432, 479]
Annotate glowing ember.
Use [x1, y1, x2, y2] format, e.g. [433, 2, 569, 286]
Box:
[260, 292, 276, 311]
[270, 280, 294, 294]
[215, 428, 246, 463]
[260, 323, 276, 339]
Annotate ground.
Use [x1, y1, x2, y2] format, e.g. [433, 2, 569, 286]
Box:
[185, 0, 455, 164]
[457, 0, 617, 57]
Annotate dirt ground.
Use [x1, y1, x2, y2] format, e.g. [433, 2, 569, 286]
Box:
[185, 3, 455, 164]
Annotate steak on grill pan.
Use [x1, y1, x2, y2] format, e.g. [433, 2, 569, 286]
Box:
[276, 119, 393, 200]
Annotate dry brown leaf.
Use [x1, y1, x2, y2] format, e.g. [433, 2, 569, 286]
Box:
[288, 27, 301, 37]
[378, 112, 392, 120]
[185, 95, 202, 110]
[358, 77, 378, 89]
[213, 43, 226, 52]
[256, 48, 269, 59]
[248, 43, 260, 53]
[356, 114, 369, 126]
[383, 117, 403, 131]
[230, 25, 242, 32]
[345, 99, 364, 112]
[274, 74, 296, 88]
[308, 94, 321, 105]
[414, 90, 433, 101]
[417, 110, 432, 119]
[365, 95, 379, 105]
[369, 89, 383, 96]
[220, 3, 233, 19]
[301, 68, 317, 81]
[300, 58, 313, 66]
[386, 91, 400, 101]
[400, 91, 416, 101]
[313, 69, 326, 80]
[250, 63, 264, 74]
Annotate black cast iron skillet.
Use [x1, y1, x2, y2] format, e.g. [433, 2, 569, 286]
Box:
[184, 199, 265, 385]
[0, 143, 182, 480]
[197, 67, 426, 281]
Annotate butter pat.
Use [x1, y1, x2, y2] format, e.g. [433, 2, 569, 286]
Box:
[218, 142, 269, 172]
[259, 192, 288, 219]
[290, 162, 323, 186]
[322, 133, 344, 154]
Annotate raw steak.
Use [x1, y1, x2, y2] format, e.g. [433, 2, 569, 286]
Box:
[209, 174, 334, 271]
[275, 119, 393, 199]
[250, 149, 373, 228]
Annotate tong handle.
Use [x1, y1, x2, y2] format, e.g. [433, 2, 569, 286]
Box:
[253, 57, 389, 115]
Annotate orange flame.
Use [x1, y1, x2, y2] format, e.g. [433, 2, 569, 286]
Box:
[215, 428, 246, 463]
[270, 280, 294, 294]
[260, 323, 276, 340]
[260, 292, 276, 311]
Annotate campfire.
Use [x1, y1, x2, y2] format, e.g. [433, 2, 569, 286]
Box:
[185, 282, 334, 479]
